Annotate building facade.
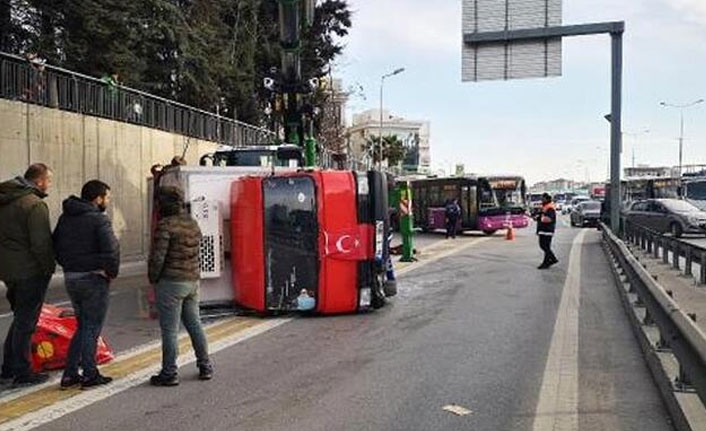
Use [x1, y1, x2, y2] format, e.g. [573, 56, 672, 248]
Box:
[347, 109, 431, 174]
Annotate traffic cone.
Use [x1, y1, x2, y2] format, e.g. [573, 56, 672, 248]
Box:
[506, 226, 515, 241]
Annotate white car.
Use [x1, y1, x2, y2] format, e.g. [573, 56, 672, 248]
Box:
[564, 196, 590, 215]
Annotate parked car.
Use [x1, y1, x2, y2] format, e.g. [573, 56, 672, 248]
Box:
[570, 200, 602, 227]
[563, 196, 590, 215]
[624, 199, 706, 238]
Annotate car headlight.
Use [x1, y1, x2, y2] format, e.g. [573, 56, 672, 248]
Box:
[375, 221, 384, 260]
[359, 288, 372, 308]
[688, 216, 705, 227]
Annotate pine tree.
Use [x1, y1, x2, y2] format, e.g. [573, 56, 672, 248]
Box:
[0, 0, 353, 132]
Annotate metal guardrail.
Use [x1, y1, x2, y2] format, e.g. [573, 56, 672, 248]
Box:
[602, 222, 706, 408]
[624, 220, 706, 286]
[0, 52, 274, 146]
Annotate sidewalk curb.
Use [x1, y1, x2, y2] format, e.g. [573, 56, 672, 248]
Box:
[0, 261, 147, 295]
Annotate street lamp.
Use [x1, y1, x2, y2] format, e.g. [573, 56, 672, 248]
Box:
[660, 99, 704, 176]
[378, 67, 405, 169]
[623, 128, 649, 168]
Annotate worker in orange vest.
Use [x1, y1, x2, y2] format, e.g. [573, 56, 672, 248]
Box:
[536, 193, 558, 270]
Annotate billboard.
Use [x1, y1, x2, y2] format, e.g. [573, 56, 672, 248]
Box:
[462, 0, 563, 82]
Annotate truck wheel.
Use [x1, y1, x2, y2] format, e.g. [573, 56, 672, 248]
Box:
[671, 222, 683, 238]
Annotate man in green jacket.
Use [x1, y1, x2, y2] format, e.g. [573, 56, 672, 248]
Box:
[0, 163, 56, 387]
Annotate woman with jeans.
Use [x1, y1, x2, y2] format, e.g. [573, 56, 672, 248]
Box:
[148, 186, 212, 386]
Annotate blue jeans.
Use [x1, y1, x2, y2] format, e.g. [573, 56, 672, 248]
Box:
[155, 280, 210, 376]
[2, 275, 50, 377]
[64, 273, 110, 380]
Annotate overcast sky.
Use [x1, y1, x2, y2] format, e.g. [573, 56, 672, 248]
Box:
[336, 0, 706, 185]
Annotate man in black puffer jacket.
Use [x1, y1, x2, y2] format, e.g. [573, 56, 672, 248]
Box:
[53, 180, 120, 389]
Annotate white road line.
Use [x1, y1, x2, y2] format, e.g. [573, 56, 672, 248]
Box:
[531, 229, 586, 431]
[0, 318, 293, 431]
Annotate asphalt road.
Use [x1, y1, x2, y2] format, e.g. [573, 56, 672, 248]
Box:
[23, 225, 673, 431]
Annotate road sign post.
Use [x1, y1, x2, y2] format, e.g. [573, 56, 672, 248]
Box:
[462, 0, 625, 233]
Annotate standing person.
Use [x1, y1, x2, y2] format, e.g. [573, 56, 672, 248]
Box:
[445, 198, 461, 239]
[148, 187, 212, 386]
[0, 164, 56, 387]
[53, 180, 120, 389]
[537, 193, 559, 269]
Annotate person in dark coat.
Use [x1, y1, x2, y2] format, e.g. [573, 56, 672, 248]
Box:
[148, 186, 212, 387]
[536, 193, 559, 269]
[0, 163, 55, 387]
[53, 180, 120, 389]
[445, 199, 461, 239]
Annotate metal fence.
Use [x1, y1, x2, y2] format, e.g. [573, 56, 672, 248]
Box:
[624, 220, 706, 285]
[602, 222, 706, 417]
[0, 52, 274, 146]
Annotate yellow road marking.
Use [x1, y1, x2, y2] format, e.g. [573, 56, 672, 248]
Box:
[0, 317, 262, 423]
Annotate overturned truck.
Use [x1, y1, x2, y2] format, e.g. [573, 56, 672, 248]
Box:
[150, 150, 395, 315]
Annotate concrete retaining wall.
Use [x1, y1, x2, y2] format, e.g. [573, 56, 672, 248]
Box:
[0, 99, 219, 259]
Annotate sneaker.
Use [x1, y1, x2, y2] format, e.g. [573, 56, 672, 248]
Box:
[537, 264, 549, 270]
[13, 373, 49, 387]
[150, 373, 179, 387]
[60, 375, 82, 390]
[81, 374, 113, 389]
[198, 366, 213, 381]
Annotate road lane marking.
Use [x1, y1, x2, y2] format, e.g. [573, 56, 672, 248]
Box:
[0, 317, 292, 431]
[531, 229, 586, 431]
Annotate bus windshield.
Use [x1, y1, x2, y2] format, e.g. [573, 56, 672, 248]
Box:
[487, 177, 526, 209]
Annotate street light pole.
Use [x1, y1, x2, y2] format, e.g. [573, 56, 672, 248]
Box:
[623, 128, 649, 168]
[660, 99, 704, 176]
[378, 67, 405, 170]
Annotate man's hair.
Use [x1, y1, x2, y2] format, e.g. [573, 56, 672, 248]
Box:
[81, 180, 111, 202]
[24, 163, 51, 182]
[542, 193, 552, 201]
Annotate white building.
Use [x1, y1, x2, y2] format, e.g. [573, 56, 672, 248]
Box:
[347, 109, 431, 173]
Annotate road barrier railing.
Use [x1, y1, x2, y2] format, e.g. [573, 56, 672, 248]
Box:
[602, 222, 706, 415]
[623, 220, 706, 286]
[0, 51, 274, 147]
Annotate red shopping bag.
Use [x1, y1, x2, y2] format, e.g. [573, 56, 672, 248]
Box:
[30, 305, 115, 373]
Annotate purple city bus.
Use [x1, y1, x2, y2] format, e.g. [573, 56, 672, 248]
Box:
[411, 176, 529, 235]
[483, 175, 530, 232]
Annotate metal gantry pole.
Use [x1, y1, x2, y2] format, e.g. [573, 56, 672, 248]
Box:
[610, 30, 623, 234]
